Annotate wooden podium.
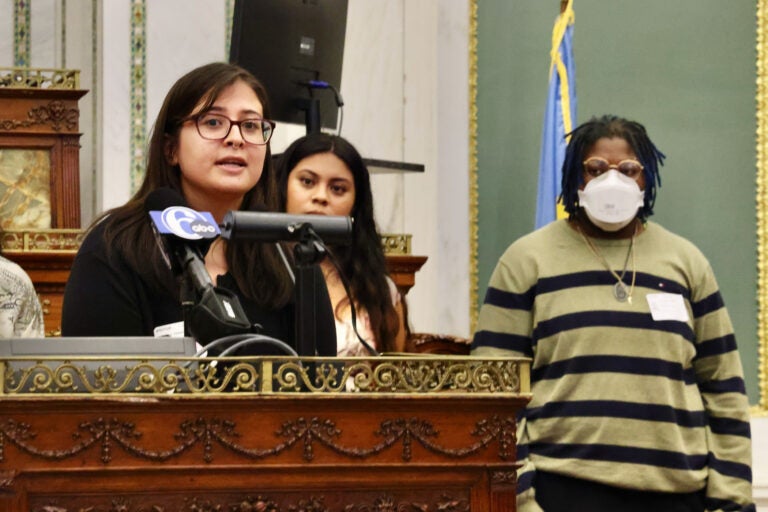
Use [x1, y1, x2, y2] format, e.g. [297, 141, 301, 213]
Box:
[0, 354, 530, 511]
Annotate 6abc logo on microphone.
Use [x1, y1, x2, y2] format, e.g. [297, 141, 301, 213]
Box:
[150, 206, 220, 240]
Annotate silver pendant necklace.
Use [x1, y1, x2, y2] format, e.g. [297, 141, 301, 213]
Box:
[576, 222, 638, 304]
[613, 281, 629, 302]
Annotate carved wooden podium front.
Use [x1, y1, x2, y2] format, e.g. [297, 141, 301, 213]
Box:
[0, 355, 530, 511]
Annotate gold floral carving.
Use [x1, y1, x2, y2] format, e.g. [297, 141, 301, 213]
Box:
[381, 233, 412, 255]
[0, 67, 80, 90]
[1, 229, 83, 252]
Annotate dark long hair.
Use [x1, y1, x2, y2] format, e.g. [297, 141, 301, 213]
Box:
[275, 133, 400, 352]
[92, 62, 292, 306]
[560, 114, 666, 220]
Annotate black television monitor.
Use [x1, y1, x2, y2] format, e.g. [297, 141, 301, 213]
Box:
[229, 0, 348, 132]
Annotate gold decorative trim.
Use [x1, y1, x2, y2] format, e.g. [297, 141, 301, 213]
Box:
[0, 356, 529, 395]
[1, 229, 83, 253]
[468, 0, 479, 333]
[757, 0, 768, 414]
[0, 67, 80, 90]
[381, 233, 412, 255]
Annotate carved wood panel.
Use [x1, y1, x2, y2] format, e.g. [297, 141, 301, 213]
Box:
[0, 394, 528, 511]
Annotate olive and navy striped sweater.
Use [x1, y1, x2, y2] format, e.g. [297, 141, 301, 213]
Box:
[472, 220, 753, 512]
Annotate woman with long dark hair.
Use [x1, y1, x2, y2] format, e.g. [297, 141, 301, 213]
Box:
[275, 133, 405, 354]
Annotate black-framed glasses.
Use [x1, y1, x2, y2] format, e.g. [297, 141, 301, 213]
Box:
[582, 156, 644, 178]
[186, 112, 275, 145]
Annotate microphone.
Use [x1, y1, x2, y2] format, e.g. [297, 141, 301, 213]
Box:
[146, 188, 218, 288]
[220, 209, 346, 358]
[145, 188, 252, 344]
[220, 211, 353, 244]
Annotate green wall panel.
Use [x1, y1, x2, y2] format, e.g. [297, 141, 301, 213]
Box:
[476, 0, 759, 403]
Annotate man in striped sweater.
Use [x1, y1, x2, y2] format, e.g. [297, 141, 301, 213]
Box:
[472, 115, 754, 512]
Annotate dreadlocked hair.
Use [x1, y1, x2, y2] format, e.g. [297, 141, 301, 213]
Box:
[560, 114, 666, 220]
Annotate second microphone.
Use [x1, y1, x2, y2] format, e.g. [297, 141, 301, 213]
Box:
[220, 211, 353, 244]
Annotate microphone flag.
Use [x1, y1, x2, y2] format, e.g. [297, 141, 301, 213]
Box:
[149, 207, 219, 239]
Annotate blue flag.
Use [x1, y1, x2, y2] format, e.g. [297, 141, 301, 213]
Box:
[535, 1, 576, 229]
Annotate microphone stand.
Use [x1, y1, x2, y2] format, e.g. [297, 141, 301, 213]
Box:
[176, 258, 254, 347]
[292, 224, 328, 357]
[180, 277, 198, 338]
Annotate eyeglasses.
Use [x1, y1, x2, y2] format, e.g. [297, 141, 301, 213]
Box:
[583, 157, 644, 178]
[185, 112, 275, 145]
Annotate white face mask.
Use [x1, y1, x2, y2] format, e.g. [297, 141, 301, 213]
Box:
[577, 170, 644, 232]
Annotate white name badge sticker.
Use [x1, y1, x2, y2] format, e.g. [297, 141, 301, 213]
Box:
[154, 321, 185, 338]
[646, 293, 690, 322]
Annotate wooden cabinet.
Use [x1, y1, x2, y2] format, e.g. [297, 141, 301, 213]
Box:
[0, 69, 87, 229]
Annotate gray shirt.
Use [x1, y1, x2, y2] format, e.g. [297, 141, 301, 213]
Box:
[0, 255, 44, 337]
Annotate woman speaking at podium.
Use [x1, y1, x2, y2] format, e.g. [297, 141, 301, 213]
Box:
[61, 62, 335, 354]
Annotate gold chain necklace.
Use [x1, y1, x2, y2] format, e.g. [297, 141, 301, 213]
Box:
[576, 223, 638, 303]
